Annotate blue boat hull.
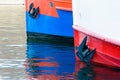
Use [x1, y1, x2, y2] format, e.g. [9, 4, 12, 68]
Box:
[26, 9, 73, 37]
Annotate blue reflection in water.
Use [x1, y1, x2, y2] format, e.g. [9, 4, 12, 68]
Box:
[25, 38, 76, 79]
[25, 37, 120, 80]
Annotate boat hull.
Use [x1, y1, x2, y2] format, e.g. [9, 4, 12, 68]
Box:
[25, 0, 73, 37]
[73, 25, 120, 68]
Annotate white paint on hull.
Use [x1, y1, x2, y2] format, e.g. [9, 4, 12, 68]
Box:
[72, 0, 120, 42]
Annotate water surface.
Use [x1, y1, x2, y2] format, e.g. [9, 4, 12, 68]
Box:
[0, 5, 26, 80]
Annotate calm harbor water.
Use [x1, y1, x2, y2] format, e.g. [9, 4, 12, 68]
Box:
[0, 5, 120, 80]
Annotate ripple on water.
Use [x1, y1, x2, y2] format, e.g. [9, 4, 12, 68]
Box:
[0, 59, 25, 68]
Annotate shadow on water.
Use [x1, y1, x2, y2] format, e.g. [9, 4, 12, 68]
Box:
[25, 34, 120, 80]
[75, 62, 95, 80]
[27, 32, 74, 46]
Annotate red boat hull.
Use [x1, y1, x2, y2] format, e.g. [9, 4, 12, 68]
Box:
[73, 25, 120, 68]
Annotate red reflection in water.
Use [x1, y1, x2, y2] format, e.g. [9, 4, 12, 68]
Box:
[24, 59, 120, 80]
[76, 61, 120, 80]
[25, 59, 59, 67]
[24, 59, 75, 80]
